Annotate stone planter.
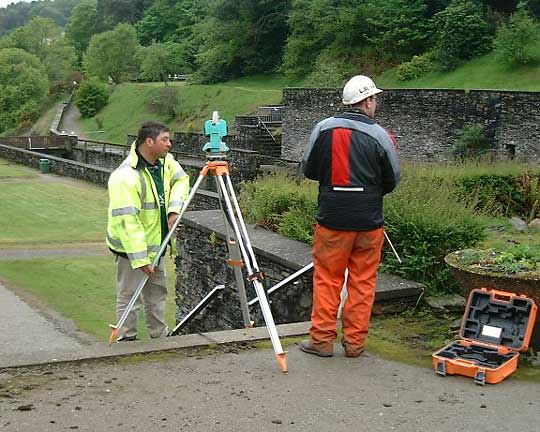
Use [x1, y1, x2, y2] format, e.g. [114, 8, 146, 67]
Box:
[445, 249, 540, 306]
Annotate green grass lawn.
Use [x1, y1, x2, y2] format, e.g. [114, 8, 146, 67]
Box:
[0, 159, 39, 179]
[0, 256, 177, 341]
[79, 74, 286, 144]
[0, 180, 108, 246]
[377, 52, 540, 91]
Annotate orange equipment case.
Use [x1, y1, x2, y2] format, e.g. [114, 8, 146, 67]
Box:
[432, 288, 537, 385]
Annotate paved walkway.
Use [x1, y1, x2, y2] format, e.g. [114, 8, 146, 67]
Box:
[0, 282, 82, 356]
[0, 341, 539, 432]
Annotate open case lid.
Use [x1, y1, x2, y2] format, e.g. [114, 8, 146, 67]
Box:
[460, 288, 538, 352]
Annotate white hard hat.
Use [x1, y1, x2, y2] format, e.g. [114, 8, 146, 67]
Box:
[342, 75, 382, 105]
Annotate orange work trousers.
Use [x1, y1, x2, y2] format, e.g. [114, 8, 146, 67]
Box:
[310, 223, 384, 349]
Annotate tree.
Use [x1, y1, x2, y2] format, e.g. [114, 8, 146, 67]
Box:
[282, 0, 367, 80]
[138, 43, 170, 83]
[0, 17, 76, 85]
[96, 0, 150, 32]
[75, 78, 109, 117]
[65, 0, 98, 63]
[494, 2, 540, 65]
[0, 48, 49, 133]
[195, 0, 290, 83]
[84, 23, 140, 84]
[434, 0, 492, 69]
[364, 0, 431, 62]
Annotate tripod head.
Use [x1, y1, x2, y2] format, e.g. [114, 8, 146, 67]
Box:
[203, 111, 229, 159]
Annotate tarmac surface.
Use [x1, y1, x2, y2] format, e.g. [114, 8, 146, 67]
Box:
[0, 283, 83, 356]
[1, 341, 539, 432]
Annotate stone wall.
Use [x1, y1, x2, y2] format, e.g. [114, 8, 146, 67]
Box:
[282, 88, 540, 162]
[0, 144, 111, 185]
[173, 210, 424, 334]
[0, 144, 220, 210]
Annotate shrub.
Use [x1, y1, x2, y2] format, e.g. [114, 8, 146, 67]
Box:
[381, 169, 487, 293]
[397, 52, 437, 81]
[75, 78, 109, 118]
[433, 0, 492, 70]
[146, 86, 178, 119]
[239, 173, 318, 234]
[457, 172, 540, 220]
[239, 168, 488, 294]
[452, 123, 490, 159]
[494, 3, 540, 66]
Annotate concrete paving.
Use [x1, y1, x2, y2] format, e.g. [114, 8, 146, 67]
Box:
[0, 283, 82, 357]
[0, 340, 539, 432]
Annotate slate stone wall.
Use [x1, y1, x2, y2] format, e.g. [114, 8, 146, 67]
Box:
[282, 88, 540, 162]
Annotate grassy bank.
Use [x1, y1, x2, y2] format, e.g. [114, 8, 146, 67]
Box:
[377, 52, 540, 91]
[78, 75, 286, 144]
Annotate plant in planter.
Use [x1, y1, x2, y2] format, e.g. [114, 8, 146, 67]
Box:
[446, 242, 540, 354]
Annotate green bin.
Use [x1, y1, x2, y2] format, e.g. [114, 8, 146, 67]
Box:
[39, 158, 50, 174]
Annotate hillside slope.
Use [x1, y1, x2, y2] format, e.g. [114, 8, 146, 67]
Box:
[377, 52, 540, 91]
[77, 75, 286, 144]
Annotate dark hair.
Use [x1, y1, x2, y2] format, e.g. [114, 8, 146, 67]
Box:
[136, 121, 169, 146]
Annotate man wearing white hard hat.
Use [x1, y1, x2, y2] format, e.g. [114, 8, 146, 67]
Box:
[300, 75, 400, 358]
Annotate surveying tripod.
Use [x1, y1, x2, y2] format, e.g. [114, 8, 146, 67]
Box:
[109, 112, 288, 373]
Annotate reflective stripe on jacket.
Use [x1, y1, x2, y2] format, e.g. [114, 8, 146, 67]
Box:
[106, 142, 190, 269]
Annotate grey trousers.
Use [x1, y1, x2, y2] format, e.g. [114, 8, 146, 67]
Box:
[115, 255, 168, 339]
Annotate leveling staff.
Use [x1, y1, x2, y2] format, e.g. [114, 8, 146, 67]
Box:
[106, 121, 189, 341]
[300, 75, 400, 358]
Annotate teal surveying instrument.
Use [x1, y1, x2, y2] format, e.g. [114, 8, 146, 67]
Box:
[109, 111, 288, 373]
[203, 111, 229, 156]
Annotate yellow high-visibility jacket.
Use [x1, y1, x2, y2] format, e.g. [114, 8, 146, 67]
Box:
[106, 143, 190, 269]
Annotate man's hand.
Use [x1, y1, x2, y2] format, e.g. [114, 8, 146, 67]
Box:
[140, 265, 155, 276]
[168, 212, 179, 231]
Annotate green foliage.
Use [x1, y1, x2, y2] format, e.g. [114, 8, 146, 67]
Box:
[377, 51, 540, 91]
[365, 0, 431, 62]
[0, 48, 48, 134]
[84, 23, 140, 84]
[0, 0, 79, 36]
[0, 16, 76, 85]
[194, 0, 290, 83]
[453, 245, 540, 275]
[238, 167, 488, 294]
[397, 52, 437, 81]
[239, 173, 318, 234]
[146, 86, 178, 118]
[137, 43, 169, 83]
[303, 50, 356, 88]
[65, 0, 98, 63]
[95, 0, 147, 32]
[457, 171, 540, 220]
[494, 2, 540, 65]
[381, 168, 487, 293]
[452, 123, 490, 159]
[434, 0, 492, 69]
[75, 78, 109, 117]
[282, 0, 367, 80]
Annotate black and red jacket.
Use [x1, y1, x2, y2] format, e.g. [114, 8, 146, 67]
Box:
[301, 110, 400, 231]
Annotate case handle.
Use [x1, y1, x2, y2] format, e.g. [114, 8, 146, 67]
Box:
[491, 290, 512, 302]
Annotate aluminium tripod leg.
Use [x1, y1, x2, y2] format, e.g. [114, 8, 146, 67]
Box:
[216, 174, 287, 373]
[216, 177, 252, 328]
[108, 172, 207, 344]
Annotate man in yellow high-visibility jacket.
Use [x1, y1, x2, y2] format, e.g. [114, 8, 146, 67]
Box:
[106, 121, 189, 341]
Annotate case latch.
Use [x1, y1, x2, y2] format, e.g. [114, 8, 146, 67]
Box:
[436, 361, 447, 376]
[474, 368, 486, 386]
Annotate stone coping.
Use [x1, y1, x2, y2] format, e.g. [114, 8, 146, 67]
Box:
[182, 210, 424, 302]
[0, 322, 310, 370]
